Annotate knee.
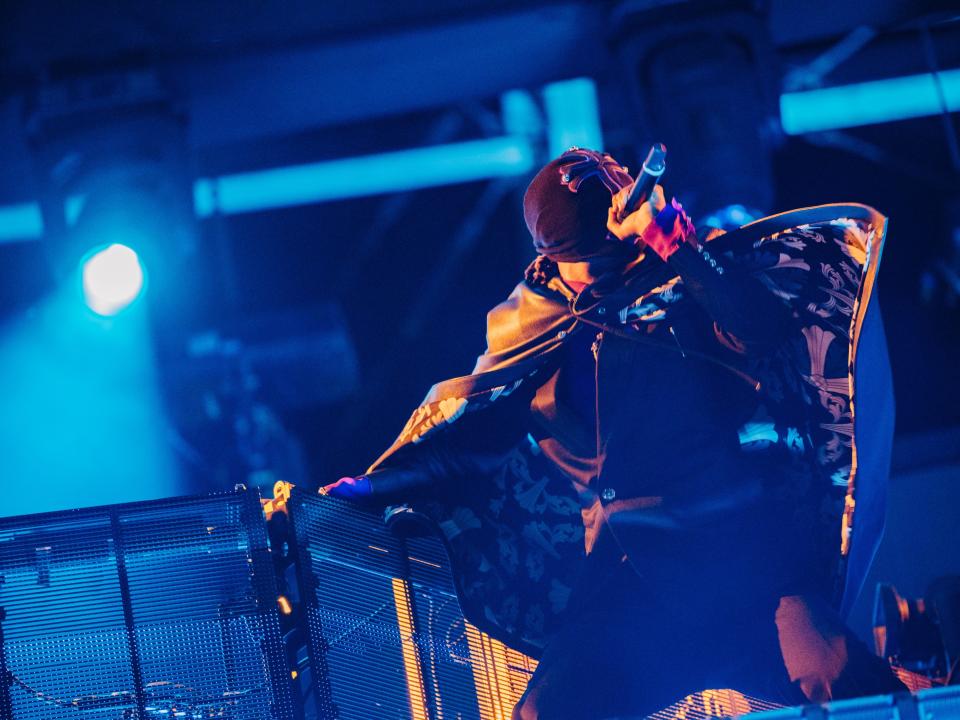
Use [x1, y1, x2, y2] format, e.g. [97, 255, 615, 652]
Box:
[776, 596, 849, 702]
[512, 697, 536, 720]
[512, 685, 542, 720]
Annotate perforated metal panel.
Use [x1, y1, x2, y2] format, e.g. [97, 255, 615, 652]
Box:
[285, 491, 535, 720]
[0, 489, 294, 720]
[649, 690, 783, 720]
[404, 533, 536, 720]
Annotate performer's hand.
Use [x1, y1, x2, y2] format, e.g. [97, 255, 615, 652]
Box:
[607, 182, 667, 245]
[609, 186, 698, 261]
[319, 475, 372, 500]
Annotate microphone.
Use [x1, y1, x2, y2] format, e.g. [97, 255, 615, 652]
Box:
[618, 143, 667, 220]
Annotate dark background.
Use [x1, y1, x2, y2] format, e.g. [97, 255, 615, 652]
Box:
[0, 3, 958, 628]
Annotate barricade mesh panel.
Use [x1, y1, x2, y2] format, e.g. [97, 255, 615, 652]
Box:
[289, 492, 540, 719]
[649, 689, 783, 720]
[0, 489, 293, 720]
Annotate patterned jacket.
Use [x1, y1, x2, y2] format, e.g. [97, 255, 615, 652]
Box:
[364, 203, 891, 658]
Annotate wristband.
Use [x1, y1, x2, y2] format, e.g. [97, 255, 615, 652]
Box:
[640, 198, 698, 261]
[319, 475, 372, 499]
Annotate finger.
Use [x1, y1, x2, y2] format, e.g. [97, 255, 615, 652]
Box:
[649, 184, 667, 212]
[607, 206, 638, 241]
[634, 202, 655, 226]
[606, 207, 625, 237]
[612, 185, 631, 219]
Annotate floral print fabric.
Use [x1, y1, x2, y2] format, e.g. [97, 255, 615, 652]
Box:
[371, 207, 887, 654]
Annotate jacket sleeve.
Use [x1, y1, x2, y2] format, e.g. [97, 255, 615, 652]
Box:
[666, 241, 793, 348]
[361, 384, 537, 506]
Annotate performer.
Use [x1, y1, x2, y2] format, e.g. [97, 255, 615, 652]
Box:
[323, 148, 904, 718]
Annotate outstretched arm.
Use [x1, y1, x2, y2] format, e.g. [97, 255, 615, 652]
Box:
[322, 386, 534, 505]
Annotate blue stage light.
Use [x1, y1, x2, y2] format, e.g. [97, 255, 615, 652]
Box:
[0, 202, 44, 242]
[195, 136, 535, 217]
[543, 77, 604, 157]
[81, 243, 146, 316]
[5, 83, 600, 236]
[780, 68, 960, 135]
[6, 137, 537, 237]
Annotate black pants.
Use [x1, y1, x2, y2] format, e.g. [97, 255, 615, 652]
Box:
[512, 560, 905, 720]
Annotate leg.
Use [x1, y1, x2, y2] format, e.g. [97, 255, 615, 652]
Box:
[702, 595, 906, 707]
[513, 563, 708, 720]
[775, 595, 907, 702]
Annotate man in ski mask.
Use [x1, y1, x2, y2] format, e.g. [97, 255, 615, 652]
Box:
[325, 148, 903, 717]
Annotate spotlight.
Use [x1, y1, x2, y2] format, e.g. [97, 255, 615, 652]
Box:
[81, 243, 146, 316]
[26, 71, 197, 318]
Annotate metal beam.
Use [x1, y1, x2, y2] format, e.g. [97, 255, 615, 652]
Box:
[0, 136, 535, 242]
[0, 74, 609, 241]
[780, 68, 960, 135]
[193, 136, 535, 217]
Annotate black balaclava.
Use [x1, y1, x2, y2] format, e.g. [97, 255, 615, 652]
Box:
[523, 147, 634, 262]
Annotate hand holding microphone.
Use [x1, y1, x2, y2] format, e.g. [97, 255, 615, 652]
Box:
[616, 143, 667, 222]
[608, 182, 667, 241]
[607, 143, 698, 261]
[607, 143, 668, 246]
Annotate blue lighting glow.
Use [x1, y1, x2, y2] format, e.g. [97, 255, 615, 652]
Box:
[194, 136, 535, 217]
[501, 90, 543, 138]
[81, 243, 146, 316]
[543, 77, 604, 157]
[0, 202, 44, 241]
[780, 68, 960, 135]
[1, 137, 537, 238]
[0, 285, 181, 518]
